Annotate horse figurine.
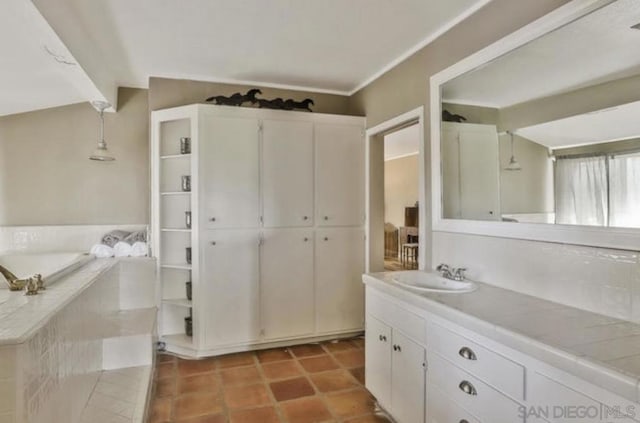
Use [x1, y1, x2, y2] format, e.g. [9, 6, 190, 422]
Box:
[257, 98, 286, 110]
[284, 98, 314, 112]
[206, 89, 262, 107]
[442, 110, 467, 123]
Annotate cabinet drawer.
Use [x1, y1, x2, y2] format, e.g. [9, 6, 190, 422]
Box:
[366, 289, 425, 344]
[428, 351, 524, 423]
[427, 382, 481, 423]
[528, 372, 638, 423]
[427, 321, 524, 400]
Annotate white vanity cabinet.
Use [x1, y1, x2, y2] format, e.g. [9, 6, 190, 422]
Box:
[152, 104, 365, 357]
[365, 290, 427, 423]
[365, 281, 640, 423]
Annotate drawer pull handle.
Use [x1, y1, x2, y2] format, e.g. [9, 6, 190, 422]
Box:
[303, 216, 309, 220]
[210, 217, 216, 222]
[459, 347, 477, 361]
[458, 380, 477, 396]
[378, 335, 387, 342]
[304, 237, 309, 242]
[393, 344, 402, 352]
[460, 420, 469, 423]
[211, 241, 216, 246]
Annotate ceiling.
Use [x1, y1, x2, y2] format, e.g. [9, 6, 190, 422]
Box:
[517, 100, 640, 149]
[0, 0, 487, 117]
[442, 0, 640, 108]
[384, 124, 420, 160]
[0, 0, 108, 116]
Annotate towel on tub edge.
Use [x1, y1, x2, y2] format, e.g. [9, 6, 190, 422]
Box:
[114, 241, 133, 257]
[101, 230, 131, 247]
[131, 242, 149, 257]
[90, 244, 115, 258]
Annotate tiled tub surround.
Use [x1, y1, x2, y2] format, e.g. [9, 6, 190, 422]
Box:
[363, 272, 640, 405]
[0, 257, 157, 423]
[432, 231, 640, 323]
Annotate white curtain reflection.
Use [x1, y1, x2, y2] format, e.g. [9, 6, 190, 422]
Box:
[555, 156, 608, 226]
[609, 152, 640, 228]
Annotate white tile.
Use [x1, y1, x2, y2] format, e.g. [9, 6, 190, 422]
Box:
[573, 335, 640, 362]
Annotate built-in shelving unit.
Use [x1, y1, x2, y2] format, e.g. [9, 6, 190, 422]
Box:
[152, 107, 198, 353]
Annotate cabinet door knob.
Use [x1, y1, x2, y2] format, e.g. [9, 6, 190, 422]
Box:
[392, 344, 401, 352]
[210, 217, 216, 222]
[378, 335, 387, 342]
[304, 237, 309, 242]
[458, 346, 477, 361]
[458, 380, 477, 396]
[324, 216, 329, 221]
[211, 241, 216, 246]
[303, 216, 308, 220]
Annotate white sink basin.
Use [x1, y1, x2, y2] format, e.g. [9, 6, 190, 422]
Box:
[391, 271, 476, 293]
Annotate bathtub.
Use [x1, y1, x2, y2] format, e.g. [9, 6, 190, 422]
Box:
[0, 252, 95, 290]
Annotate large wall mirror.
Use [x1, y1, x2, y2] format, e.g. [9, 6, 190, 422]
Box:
[430, 0, 640, 249]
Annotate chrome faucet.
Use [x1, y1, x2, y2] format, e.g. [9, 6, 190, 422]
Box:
[0, 265, 42, 293]
[436, 263, 467, 281]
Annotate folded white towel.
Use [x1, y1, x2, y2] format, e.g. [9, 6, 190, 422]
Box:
[131, 242, 149, 257]
[113, 241, 133, 257]
[90, 244, 115, 258]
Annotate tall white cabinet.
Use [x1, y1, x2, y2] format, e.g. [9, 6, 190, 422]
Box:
[152, 104, 365, 356]
[441, 122, 501, 221]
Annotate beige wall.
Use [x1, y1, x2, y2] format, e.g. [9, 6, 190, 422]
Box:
[149, 77, 351, 114]
[384, 154, 419, 229]
[0, 87, 149, 225]
[349, 0, 571, 267]
[499, 134, 554, 214]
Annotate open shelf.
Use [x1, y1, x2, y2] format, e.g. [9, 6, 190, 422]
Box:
[161, 263, 192, 270]
[161, 154, 191, 160]
[161, 191, 191, 196]
[162, 298, 192, 308]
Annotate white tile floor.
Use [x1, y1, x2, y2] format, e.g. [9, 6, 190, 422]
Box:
[81, 366, 153, 423]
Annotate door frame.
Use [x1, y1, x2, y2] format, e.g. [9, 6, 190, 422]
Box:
[365, 106, 426, 272]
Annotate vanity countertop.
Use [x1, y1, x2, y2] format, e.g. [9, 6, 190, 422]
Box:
[364, 271, 640, 403]
[0, 258, 119, 345]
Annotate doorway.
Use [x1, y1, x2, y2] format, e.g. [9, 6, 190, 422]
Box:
[365, 106, 426, 273]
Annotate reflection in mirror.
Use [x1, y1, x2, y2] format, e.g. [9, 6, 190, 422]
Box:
[440, 0, 640, 228]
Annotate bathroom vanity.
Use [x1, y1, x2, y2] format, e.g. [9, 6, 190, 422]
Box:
[364, 271, 640, 423]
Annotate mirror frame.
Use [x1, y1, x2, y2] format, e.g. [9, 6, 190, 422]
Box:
[429, 0, 640, 251]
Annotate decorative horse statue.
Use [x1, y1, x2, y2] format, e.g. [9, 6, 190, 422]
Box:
[206, 89, 262, 107]
[257, 98, 286, 110]
[284, 98, 314, 112]
[442, 110, 467, 123]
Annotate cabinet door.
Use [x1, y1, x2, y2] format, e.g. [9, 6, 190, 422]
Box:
[392, 331, 426, 423]
[315, 227, 365, 333]
[315, 123, 365, 226]
[200, 116, 260, 229]
[201, 230, 260, 348]
[262, 120, 314, 228]
[459, 126, 500, 220]
[365, 316, 392, 411]
[261, 229, 314, 340]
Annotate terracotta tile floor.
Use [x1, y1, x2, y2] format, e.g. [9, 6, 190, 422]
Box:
[148, 337, 391, 423]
